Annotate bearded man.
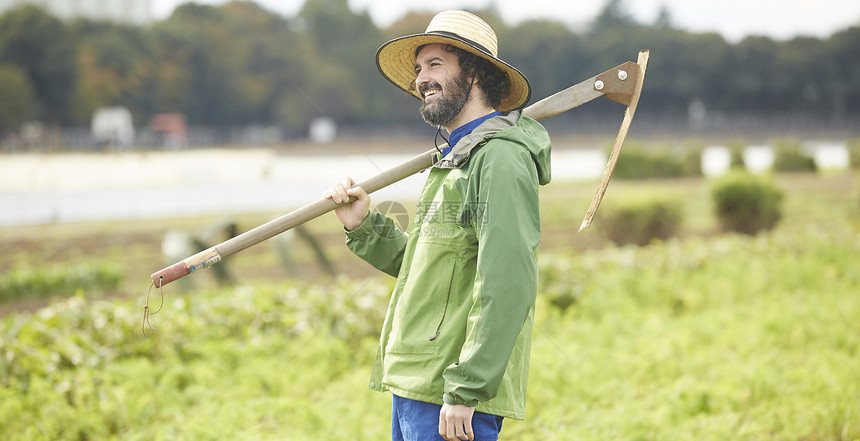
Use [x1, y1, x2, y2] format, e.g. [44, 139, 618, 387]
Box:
[325, 10, 551, 441]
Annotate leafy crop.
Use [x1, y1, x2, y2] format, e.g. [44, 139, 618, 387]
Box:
[2, 223, 859, 440]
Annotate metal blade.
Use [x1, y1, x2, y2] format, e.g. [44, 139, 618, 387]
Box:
[578, 49, 651, 232]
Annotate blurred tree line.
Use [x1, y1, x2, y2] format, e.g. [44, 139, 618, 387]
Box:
[0, 0, 858, 136]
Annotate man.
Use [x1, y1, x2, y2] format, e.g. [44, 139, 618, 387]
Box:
[325, 10, 551, 441]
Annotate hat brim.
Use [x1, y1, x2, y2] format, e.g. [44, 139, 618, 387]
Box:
[376, 32, 531, 113]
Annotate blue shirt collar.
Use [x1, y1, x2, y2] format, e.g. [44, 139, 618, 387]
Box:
[440, 111, 502, 158]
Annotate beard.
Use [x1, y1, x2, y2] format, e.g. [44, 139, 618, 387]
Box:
[418, 73, 471, 128]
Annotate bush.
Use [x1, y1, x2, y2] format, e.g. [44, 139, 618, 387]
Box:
[726, 139, 747, 170]
[857, 177, 860, 214]
[711, 172, 784, 235]
[597, 197, 683, 246]
[611, 141, 704, 180]
[772, 137, 816, 172]
[538, 255, 586, 313]
[0, 263, 123, 303]
[848, 138, 860, 169]
[611, 143, 685, 180]
[680, 139, 705, 177]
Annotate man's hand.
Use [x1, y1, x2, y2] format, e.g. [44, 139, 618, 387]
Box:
[439, 403, 475, 441]
[324, 176, 370, 231]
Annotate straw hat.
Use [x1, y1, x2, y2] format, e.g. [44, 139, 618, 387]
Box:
[376, 10, 531, 113]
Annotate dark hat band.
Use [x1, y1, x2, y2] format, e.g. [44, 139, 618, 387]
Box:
[425, 30, 495, 58]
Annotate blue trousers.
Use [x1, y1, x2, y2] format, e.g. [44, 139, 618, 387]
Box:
[391, 395, 504, 441]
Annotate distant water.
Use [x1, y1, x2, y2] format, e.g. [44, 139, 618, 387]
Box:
[0, 150, 428, 226]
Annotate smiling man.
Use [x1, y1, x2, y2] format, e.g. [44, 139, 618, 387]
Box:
[325, 10, 552, 441]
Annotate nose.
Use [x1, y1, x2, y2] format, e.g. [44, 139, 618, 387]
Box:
[415, 69, 429, 91]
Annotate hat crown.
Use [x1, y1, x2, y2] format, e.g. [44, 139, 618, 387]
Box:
[424, 10, 498, 58]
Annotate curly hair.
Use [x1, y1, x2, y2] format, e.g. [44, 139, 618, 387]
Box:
[447, 45, 511, 109]
[412, 44, 512, 109]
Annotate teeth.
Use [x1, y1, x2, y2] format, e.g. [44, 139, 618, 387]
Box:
[424, 89, 440, 97]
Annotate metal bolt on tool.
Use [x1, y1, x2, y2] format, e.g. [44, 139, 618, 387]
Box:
[618, 70, 628, 80]
[594, 79, 605, 90]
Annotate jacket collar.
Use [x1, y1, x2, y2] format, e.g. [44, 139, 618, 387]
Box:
[434, 110, 521, 169]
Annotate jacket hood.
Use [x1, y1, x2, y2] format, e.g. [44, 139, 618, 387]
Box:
[435, 110, 552, 185]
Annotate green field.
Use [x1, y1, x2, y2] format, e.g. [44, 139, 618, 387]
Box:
[1, 169, 859, 440]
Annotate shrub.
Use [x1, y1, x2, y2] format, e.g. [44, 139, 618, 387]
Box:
[538, 255, 586, 313]
[857, 177, 860, 214]
[711, 172, 784, 235]
[681, 139, 705, 177]
[611, 140, 705, 180]
[0, 263, 123, 303]
[848, 138, 860, 169]
[612, 144, 688, 180]
[772, 137, 816, 172]
[597, 197, 683, 246]
[726, 139, 747, 170]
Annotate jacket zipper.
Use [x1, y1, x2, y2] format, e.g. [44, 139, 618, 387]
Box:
[429, 263, 456, 341]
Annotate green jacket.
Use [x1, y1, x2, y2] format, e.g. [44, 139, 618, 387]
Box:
[345, 111, 551, 419]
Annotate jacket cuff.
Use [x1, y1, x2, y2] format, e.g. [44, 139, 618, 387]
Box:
[442, 392, 478, 407]
[344, 212, 373, 238]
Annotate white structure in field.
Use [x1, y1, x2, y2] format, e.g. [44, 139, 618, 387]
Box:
[92, 106, 135, 148]
[807, 141, 850, 171]
[0, 0, 151, 25]
[701, 146, 732, 177]
[743, 145, 775, 174]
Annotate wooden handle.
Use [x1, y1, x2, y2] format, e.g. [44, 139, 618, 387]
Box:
[150, 148, 437, 287]
[151, 261, 189, 288]
[524, 75, 603, 120]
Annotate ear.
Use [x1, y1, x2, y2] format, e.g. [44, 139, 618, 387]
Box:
[470, 77, 485, 102]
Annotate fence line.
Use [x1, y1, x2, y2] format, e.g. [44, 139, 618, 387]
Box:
[2, 113, 858, 152]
